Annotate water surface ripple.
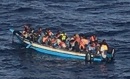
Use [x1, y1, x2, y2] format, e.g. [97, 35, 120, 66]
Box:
[0, 0, 130, 79]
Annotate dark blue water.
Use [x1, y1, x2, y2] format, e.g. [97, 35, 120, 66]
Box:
[0, 0, 130, 79]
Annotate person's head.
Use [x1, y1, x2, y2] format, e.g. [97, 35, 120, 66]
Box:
[102, 39, 106, 43]
[45, 28, 49, 31]
[39, 27, 42, 31]
[31, 28, 34, 33]
[57, 30, 60, 33]
[24, 24, 31, 28]
[62, 31, 66, 35]
[80, 36, 83, 39]
[75, 34, 79, 37]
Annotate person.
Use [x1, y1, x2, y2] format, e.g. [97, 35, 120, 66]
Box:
[22, 24, 31, 39]
[37, 27, 45, 43]
[59, 31, 68, 43]
[37, 27, 43, 36]
[73, 34, 81, 52]
[24, 24, 31, 32]
[90, 34, 97, 43]
[79, 36, 89, 51]
[87, 42, 97, 54]
[100, 39, 109, 58]
[100, 39, 109, 51]
[42, 35, 49, 45]
[68, 36, 75, 50]
[44, 28, 54, 37]
[49, 37, 57, 47]
[94, 40, 100, 54]
[56, 39, 66, 49]
[29, 28, 35, 41]
[55, 30, 61, 38]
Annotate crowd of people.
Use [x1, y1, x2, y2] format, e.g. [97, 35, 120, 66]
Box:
[21, 24, 109, 58]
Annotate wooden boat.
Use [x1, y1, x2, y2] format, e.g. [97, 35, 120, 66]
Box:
[9, 29, 115, 62]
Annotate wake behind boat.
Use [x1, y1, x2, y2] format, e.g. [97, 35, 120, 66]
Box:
[9, 25, 115, 62]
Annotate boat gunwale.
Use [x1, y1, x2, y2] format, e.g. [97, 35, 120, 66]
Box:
[24, 41, 86, 57]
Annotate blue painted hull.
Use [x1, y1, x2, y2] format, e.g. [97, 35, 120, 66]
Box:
[31, 46, 85, 59]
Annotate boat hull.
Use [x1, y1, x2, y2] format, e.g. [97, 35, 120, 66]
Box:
[31, 46, 85, 59]
[10, 29, 115, 62]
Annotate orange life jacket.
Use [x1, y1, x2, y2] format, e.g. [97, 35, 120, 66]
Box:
[79, 38, 89, 50]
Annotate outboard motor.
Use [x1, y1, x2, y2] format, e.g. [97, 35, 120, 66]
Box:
[107, 48, 115, 61]
[85, 52, 91, 62]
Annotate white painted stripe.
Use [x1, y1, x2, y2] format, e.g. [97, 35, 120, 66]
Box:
[24, 41, 86, 57]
